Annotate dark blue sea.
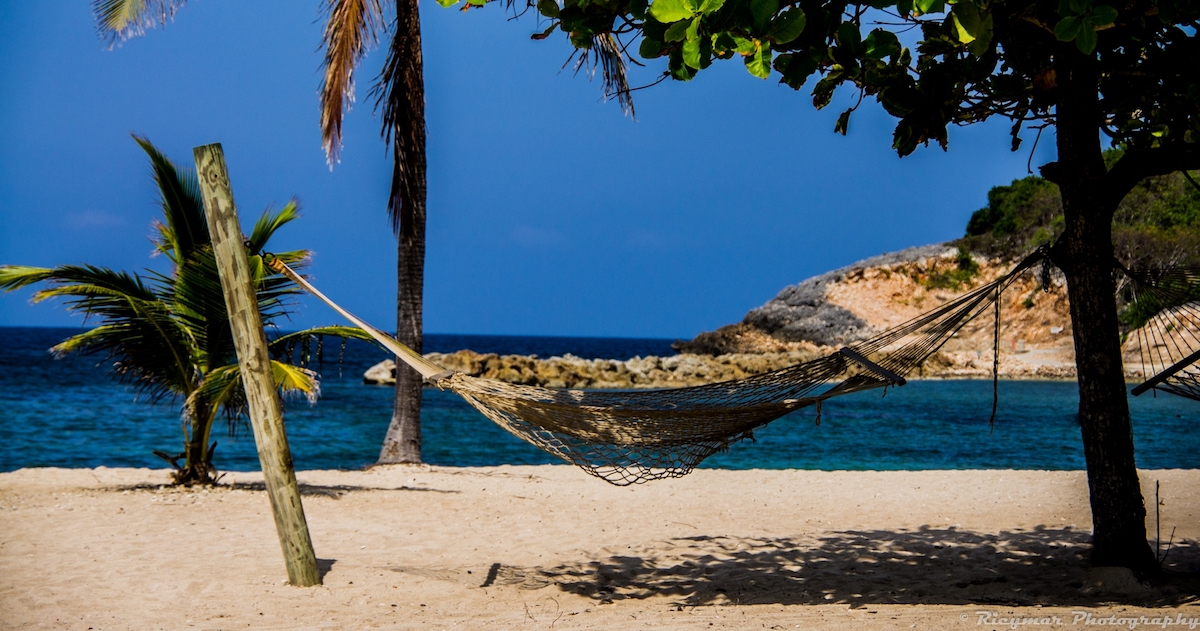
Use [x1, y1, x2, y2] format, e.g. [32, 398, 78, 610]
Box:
[1, 326, 1195, 473]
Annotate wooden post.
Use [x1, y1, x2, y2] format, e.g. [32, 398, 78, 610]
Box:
[193, 143, 321, 587]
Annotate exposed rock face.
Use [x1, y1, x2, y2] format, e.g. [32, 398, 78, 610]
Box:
[678, 243, 1088, 380]
[743, 244, 956, 347]
[672, 323, 822, 355]
[681, 244, 1084, 369]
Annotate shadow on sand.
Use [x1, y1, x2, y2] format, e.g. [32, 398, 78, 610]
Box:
[487, 528, 1200, 607]
[107, 481, 459, 499]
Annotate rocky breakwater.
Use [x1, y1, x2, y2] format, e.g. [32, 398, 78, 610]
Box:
[363, 348, 822, 389]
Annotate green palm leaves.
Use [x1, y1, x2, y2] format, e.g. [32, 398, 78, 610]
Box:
[0, 137, 374, 484]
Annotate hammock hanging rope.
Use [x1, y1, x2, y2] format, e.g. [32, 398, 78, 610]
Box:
[266, 252, 1043, 485]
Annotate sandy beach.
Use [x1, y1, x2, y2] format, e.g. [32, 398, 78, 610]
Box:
[2, 466, 1198, 630]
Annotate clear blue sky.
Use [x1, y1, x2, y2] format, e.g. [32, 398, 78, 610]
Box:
[0, 1, 1056, 339]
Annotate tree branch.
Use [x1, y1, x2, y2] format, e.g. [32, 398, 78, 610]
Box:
[1105, 144, 1200, 202]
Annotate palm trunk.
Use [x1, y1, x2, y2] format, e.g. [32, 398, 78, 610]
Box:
[1052, 43, 1156, 573]
[378, 225, 425, 463]
[180, 400, 217, 485]
[377, 0, 427, 465]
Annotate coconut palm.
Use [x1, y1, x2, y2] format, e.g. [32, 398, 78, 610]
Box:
[92, 0, 431, 464]
[0, 137, 374, 485]
[315, 0, 430, 465]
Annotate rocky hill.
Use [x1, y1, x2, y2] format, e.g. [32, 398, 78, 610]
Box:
[673, 243, 1080, 379]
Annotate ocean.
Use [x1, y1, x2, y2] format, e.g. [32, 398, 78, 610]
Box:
[0, 326, 1195, 473]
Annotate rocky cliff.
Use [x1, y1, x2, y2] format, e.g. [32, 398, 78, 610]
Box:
[745, 244, 953, 347]
[676, 244, 1077, 366]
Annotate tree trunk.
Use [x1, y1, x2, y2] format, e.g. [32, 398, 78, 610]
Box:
[1052, 43, 1157, 573]
[378, 226, 425, 463]
[377, 0, 427, 465]
[177, 400, 216, 485]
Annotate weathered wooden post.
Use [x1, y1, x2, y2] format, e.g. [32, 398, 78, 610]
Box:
[193, 143, 321, 587]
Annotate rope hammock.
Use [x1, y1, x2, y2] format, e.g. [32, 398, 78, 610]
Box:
[1121, 265, 1200, 402]
[266, 252, 1048, 485]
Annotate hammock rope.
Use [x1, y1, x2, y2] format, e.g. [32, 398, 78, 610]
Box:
[1119, 265, 1200, 402]
[267, 252, 1043, 485]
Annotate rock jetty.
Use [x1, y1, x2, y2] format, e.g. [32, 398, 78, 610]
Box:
[364, 349, 822, 389]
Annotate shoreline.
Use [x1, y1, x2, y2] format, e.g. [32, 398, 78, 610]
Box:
[12, 461, 1198, 477]
[3, 466, 1197, 630]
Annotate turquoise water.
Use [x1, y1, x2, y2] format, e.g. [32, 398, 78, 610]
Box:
[1, 327, 1195, 472]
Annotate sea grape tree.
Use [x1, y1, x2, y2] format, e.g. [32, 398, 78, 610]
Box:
[451, 0, 1200, 572]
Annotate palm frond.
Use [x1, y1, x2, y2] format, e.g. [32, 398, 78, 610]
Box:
[50, 323, 128, 355]
[269, 325, 382, 367]
[92, 0, 186, 47]
[188, 364, 245, 427]
[25, 266, 198, 401]
[592, 33, 634, 118]
[134, 135, 207, 263]
[272, 361, 321, 404]
[190, 361, 321, 429]
[0, 266, 57, 291]
[170, 247, 236, 372]
[270, 325, 380, 350]
[319, 0, 389, 165]
[372, 0, 426, 233]
[23, 264, 160, 305]
[247, 201, 302, 254]
[48, 321, 193, 403]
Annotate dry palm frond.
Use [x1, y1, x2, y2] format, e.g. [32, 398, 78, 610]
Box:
[595, 33, 634, 117]
[92, 0, 186, 47]
[319, 0, 390, 165]
[569, 33, 634, 117]
[371, 0, 427, 233]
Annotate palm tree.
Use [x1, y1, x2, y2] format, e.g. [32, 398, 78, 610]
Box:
[316, 0, 429, 464]
[92, 0, 430, 464]
[0, 137, 373, 485]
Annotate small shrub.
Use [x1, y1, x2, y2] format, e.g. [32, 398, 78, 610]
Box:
[922, 246, 980, 291]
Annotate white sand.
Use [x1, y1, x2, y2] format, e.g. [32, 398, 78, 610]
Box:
[2, 466, 1198, 630]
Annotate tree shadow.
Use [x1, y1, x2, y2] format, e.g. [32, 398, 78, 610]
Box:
[224, 481, 460, 499]
[497, 527, 1200, 607]
[106, 481, 459, 499]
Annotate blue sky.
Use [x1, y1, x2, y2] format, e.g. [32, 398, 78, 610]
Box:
[0, 1, 1056, 339]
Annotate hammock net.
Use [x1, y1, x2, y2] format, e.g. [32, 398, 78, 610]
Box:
[1120, 265, 1200, 402]
[270, 252, 1045, 484]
